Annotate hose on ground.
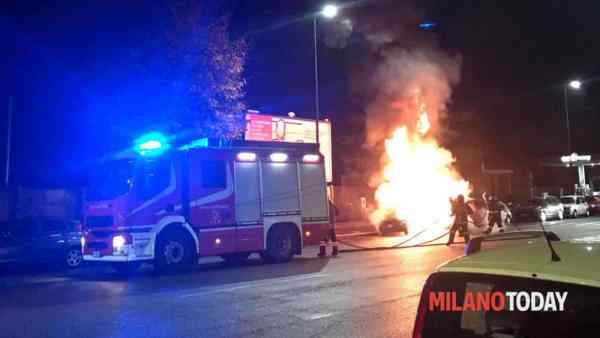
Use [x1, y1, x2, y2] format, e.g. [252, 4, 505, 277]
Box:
[337, 230, 465, 253]
[335, 224, 431, 250]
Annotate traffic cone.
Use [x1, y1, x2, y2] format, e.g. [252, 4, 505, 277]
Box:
[318, 240, 327, 257]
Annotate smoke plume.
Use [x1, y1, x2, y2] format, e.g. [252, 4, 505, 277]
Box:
[339, 0, 462, 146]
[365, 48, 461, 146]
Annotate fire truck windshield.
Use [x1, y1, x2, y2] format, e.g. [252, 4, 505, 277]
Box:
[87, 159, 135, 201]
[134, 158, 172, 200]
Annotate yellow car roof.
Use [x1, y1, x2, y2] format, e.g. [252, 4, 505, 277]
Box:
[438, 241, 600, 288]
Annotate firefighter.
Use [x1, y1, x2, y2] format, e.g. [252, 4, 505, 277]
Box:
[447, 194, 473, 246]
[486, 195, 507, 234]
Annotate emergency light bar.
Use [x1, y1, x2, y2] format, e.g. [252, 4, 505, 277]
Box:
[134, 132, 170, 157]
[302, 154, 320, 163]
[270, 152, 288, 162]
[237, 152, 257, 162]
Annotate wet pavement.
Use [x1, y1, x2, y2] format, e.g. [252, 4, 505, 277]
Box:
[1, 216, 600, 338]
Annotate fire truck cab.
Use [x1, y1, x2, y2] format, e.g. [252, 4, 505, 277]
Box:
[82, 137, 330, 272]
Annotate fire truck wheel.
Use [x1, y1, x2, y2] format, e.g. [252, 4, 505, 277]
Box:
[155, 228, 195, 273]
[111, 262, 142, 275]
[264, 225, 296, 263]
[221, 253, 250, 265]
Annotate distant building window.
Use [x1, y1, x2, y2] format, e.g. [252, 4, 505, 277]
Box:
[201, 161, 226, 189]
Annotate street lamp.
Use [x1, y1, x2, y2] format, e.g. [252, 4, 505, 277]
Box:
[321, 4, 338, 18]
[314, 4, 339, 145]
[569, 80, 582, 90]
[564, 79, 582, 154]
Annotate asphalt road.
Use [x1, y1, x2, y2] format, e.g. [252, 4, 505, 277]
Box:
[1, 216, 600, 338]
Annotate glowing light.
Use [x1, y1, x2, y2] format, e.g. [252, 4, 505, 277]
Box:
[302, 154, 321, 163]
[561, 153, 591, 163]
[215, 238, 222, 246]
[370, 97, 470, 234]
[237, 152, 257, 161]
[80, 236, 86, 249]
[569, 80, 582, 90]
[179, 138, 209, 150]
[419, 21, 437, 29]
[321, 4, 338, 19]
[305, 231, 312, 237]
[134, 132, 170, 157]
[270, 152, 288, 162]
[112, 235, 126, 250]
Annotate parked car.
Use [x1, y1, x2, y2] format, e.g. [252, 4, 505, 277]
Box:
[377, 214, 408, 236]
[560, 195, 590, 218]
[585, 196, 600, 215]
[0, 218, 83, 268]
[514, 196, 564, 222]
[413, 233, 600, 338]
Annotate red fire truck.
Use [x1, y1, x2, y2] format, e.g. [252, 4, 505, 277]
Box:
[82, 134, 330, 273]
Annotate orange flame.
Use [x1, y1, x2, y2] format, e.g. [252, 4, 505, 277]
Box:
[371, 101, 470, 233]
[417, 112, 430, 135]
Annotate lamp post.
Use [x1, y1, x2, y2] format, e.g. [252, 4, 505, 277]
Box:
[564, 79, 581, 154]
[313, 4, 338, 145]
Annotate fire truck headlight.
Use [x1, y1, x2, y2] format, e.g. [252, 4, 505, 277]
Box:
[302, 154, 320, 163]
[270, 152, 288, 162]
[237, 152, 257, 161]
[112, 235, 126, 251]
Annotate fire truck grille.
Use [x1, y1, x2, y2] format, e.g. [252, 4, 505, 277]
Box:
[86, 216, 113, 228]
[90, 231, 112, 238]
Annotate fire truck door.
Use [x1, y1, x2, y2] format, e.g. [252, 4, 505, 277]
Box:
[190, 159, 236, 255]
[234, 161, 263, 252]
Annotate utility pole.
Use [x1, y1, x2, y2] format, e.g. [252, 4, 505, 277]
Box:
[313, 16, 320, 145]
[564, 86, 571, 154]
[5, 96, 13, 188]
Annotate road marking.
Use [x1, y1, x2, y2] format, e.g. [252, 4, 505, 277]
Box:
[571, 235, 600, 243]
[305, 312, 333, 321]
[574, 221, 600, 227]
[179, 273, 328, 298]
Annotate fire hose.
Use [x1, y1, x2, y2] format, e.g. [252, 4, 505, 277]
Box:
[335, 216, 519, 253]
[336, 225, 469, 253]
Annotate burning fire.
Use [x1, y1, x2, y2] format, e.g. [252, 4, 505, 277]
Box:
[370, 100, 470, 234]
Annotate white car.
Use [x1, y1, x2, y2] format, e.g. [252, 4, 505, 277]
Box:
[560, 195, 590, 218]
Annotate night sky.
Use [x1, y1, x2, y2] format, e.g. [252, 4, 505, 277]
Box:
[3, 0, 600, 187]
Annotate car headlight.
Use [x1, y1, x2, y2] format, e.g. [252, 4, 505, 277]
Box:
[80, 236, 86, 248]
[113, 235, 127, 251]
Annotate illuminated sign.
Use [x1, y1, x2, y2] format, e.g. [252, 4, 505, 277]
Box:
[561, 153, 591, 163]
[245, 113, 333, 182]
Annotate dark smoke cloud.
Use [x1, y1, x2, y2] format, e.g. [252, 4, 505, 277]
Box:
[332, 0, 463, 147]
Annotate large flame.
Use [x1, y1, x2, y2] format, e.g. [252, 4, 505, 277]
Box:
[370, 101, 470, 234]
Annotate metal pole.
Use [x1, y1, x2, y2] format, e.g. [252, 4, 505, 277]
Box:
[564, 86, 571, 154]
[313, 16, 320, 145]
[5, 96, 13, 188]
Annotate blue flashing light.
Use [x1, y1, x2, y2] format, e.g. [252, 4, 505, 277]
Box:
[179, 138, 209, 151]
[134, 132, 171, 157]
[419, 21, 437, 30]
